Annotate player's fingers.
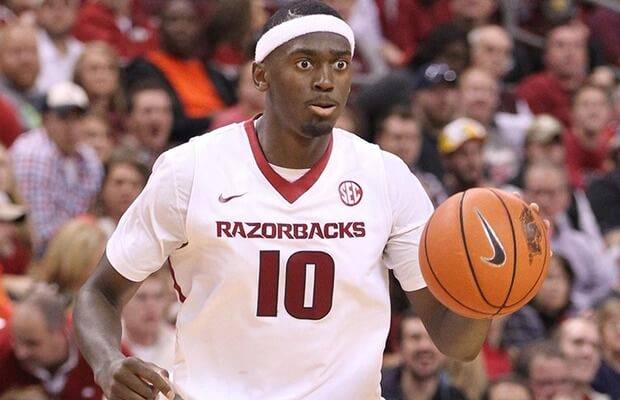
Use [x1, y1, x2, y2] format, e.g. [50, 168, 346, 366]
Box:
[115, 370, 155, 399]
[108, 380, 149, 400]
[543, 219, 551, 230]
[528, 202, 540, 213]
[511, 191, 522, 199]
[125, 359, 172, 397]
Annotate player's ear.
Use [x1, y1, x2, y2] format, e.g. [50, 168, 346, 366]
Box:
[252, 62, 269, 92]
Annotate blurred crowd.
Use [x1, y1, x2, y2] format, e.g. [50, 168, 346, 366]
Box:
[0, 0, 618, 399]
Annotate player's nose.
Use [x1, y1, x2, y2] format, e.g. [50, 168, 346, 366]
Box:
[313, 65, 335, 92]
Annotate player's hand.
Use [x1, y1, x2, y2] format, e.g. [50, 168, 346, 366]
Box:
[96, 356, 175, 400]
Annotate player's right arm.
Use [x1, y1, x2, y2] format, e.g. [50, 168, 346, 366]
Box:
[74, 254, 174, 399]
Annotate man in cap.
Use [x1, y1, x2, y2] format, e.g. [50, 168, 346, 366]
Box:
[412, 63, 459, 180]
[438, 117, 488, 195]
[10, 81, 103, 256]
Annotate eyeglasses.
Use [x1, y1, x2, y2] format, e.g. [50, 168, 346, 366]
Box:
[423, 64, 457, 84]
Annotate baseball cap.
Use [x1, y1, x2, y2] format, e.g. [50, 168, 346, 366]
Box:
[525, 114, 563, 144]
[45, 81, 89, 115]
[438, 118, 487, 154]
[411, 63, 458, 91]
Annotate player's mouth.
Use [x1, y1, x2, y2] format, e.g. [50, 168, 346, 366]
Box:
[308, 100, 338, 118]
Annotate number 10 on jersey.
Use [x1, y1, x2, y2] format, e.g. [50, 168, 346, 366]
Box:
[257, 250, 335, 320]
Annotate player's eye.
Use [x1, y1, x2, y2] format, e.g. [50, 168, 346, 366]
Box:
[296, 60, 312, 70]
[333, 60, 348, 71]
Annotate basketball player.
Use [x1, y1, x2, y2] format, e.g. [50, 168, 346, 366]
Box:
[74, 2, 517, 399]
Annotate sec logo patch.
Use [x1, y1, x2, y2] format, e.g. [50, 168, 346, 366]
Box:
[339, 181, 363, 206]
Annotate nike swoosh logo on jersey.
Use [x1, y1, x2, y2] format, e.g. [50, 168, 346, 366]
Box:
[475, 209, 506, 267]
[218, 193, 247, 203]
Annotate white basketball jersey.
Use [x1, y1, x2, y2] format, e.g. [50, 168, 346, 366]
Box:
[107, 119, 434, 399]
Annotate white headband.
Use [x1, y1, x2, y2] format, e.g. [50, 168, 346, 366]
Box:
[255, 14, 355, 62]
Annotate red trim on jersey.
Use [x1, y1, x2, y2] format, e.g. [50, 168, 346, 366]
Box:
[243, 119, 333, 204]
[168, 259, 186, 303]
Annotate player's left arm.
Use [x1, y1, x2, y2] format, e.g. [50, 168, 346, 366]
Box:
[406, 288, 491, 361]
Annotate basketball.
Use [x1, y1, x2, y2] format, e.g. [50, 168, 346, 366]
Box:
[419, 188, 551, 319]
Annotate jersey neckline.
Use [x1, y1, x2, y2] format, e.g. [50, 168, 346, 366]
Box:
[243, 118, 333, 204]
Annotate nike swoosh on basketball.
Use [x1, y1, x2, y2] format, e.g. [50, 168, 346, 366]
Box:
[475, 209, 506, 267]
[218, 193, 247, 203]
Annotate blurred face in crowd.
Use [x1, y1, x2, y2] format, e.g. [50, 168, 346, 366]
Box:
[160, 0, 202, 59]
[524, 164, 570, 221]
[528, 355, 574, 400]
[444, 139, 485, 188]
[470, 25, 513, 79]
[238, 63, 265, 113]
[44, 108, 84, 155]
[11, 304, 68, 370]
[375, 114, 422, 166]
[128, 89, 173, 153]
[0, 23, 40, 91]
[572, 86, 611, 140]
[76, 47, 119, 99]
[526, 136, 565, 166]
[102, 162, 146, 221]
[415, 86, 458, 130]
[37, 0, 79, 38]
[545, 26, 587, 80]
[450, 0, 496, 24]
[459, 68, 499, 125]
[487, 381, 532, 400]
[558, 318, 601, 385]
[532, 256, 571, 315]
[600, 303, 620, 358]
[123, 276, 169, 342]
[400, 316, 445, 380]
[80, 115, 113, 163]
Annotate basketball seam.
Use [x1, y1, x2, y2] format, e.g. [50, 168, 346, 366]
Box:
[488, 188, 518, 316]
[503, 208, 549, 308]
[459, 190, 500, 308]
[423, 206, 489, 316]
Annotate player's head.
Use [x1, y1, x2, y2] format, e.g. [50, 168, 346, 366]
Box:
[398, 308, 446, 380]
[252, 0, 354, 138]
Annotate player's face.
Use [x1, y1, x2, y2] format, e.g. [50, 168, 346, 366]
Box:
[255, 32, 352, 138]
[399, 317, 445, 379]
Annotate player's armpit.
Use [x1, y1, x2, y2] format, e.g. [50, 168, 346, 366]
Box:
[405, 287, 491, 362]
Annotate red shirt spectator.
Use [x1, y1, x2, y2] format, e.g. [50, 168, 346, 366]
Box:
[517, 71, 573, 127]
[74, 0, 157, 61]
[0, 288, 102, 399]
[564, 125, 615, 189]
[0, 94, 22, 147]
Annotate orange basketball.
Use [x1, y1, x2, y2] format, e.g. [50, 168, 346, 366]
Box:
[419, 188, 551, 319]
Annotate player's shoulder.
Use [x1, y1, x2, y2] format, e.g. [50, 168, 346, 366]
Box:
[189, 122, 247, 149]
[332, 128, 383, 159]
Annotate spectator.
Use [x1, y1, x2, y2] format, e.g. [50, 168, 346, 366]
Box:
[34, 0, 83, 95]
[468, 25, 514, 81]
[555, 317, 609, 400]
[78, 113, 114, 164]
[381, 308, 468, 400]
[517, 22, 589, 127]
[0, 144, 30, 276]
[411, 63, 459, 179]
[523, 161, 612, 311]
[458, 68, 500, 133]
[523, 115, 566, 167]
[117, 81, 173, 168]
[10, 81, 103, 257]
[0, 22, 42, 131]
[0, 94, 23, 148]
[96, 152, 149, 237]
[515, 340, 575, 400]
[372, 104, 447, 206]
[502, 255, 575, 354]
[124, 0, 234, 143]
[592, 298, 620, 399]
[35, 218, 107, 298]
[210, 62, 266, 129]
[438, 117, 488, 195]
[121, 270, 174, 371]
[587, 151, 620, 245]
[564, 85, 615, 189]
[482, 375, 533, 400]
[73, 0, 157, 61]
[0, 285, 102, 398]
[73, 41, 125, 137]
